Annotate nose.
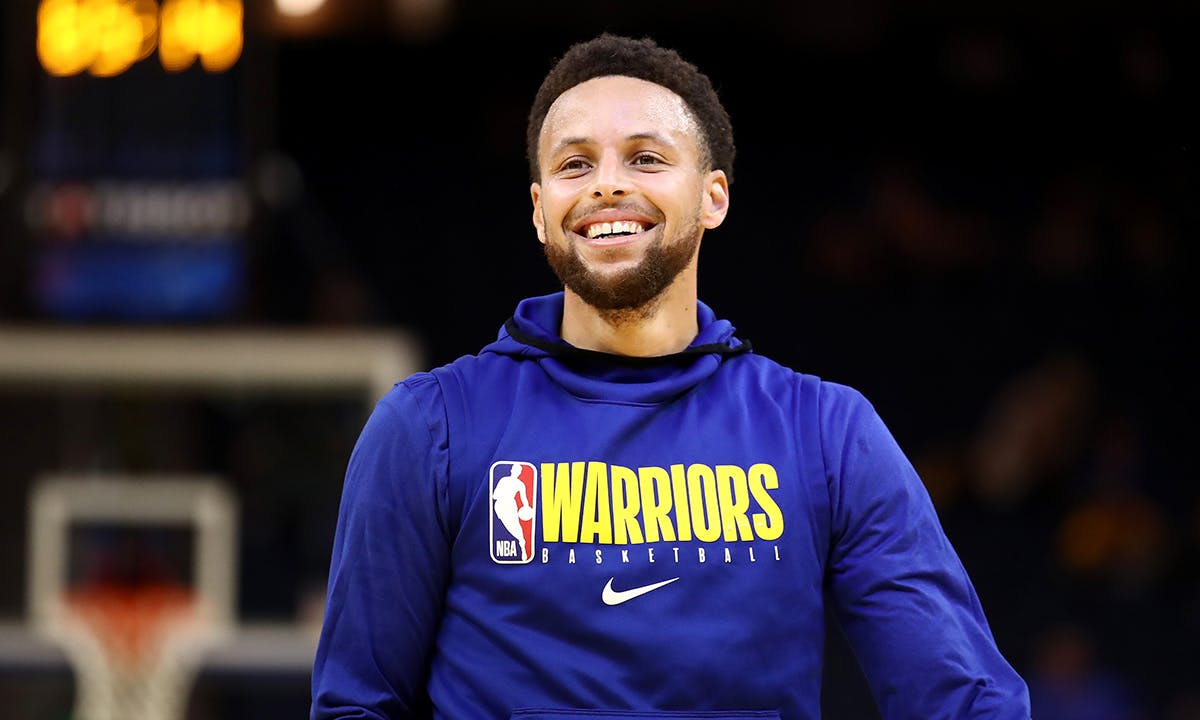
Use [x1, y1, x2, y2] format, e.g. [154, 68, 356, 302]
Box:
[589, 156, 627, 199]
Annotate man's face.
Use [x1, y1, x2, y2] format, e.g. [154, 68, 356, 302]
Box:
[531, 75, 728, 311]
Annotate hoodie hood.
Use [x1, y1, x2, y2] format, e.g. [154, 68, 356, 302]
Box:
[481, 292, 751, 404]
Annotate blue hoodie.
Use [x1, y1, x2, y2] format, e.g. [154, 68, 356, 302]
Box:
[311, 292, 1031, 720]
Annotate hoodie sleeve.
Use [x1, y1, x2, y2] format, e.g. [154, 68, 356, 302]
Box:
[311, 376, 451, 720]
[820, 382, 1031, 719]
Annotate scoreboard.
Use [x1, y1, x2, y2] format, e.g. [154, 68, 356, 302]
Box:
[19, 0, 251, 321]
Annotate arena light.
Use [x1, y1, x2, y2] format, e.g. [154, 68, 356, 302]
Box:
[36, 0, 91, 76]
[159, 0, 243, 72]
[38, 0, 157, 77]
[36, 0, 241, 76]
[90, 0, 159, 76]
[274, 0, 326, 17]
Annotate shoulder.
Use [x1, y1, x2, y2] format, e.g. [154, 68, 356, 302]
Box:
[381, 349, 497, 410]
[732, 353, 873, 409]
[729, 354, 890, 455]
[377, 371, 441, 413]
[376, 348, 517, 430]
[366, 371, 450, 445]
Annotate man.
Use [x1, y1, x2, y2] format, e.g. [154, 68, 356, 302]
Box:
[311, 33, 1031, 720]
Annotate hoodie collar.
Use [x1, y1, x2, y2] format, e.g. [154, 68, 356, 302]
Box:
[482, 292, 751, 404]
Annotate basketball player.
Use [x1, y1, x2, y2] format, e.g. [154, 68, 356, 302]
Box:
[311, 33, 1032, 719]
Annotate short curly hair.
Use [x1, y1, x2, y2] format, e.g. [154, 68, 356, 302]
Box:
[526, 33, 735, 185]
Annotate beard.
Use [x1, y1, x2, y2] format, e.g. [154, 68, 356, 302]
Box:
[542, 214, 702, 313]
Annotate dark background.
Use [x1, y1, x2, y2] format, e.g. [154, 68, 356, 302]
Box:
[1, 0, 1196, 718]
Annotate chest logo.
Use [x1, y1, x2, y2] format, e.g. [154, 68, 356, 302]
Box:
[601, 576, 680, 605]
[489, 461, 537, 564]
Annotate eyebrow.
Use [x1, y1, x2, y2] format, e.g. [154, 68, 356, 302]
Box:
[548, 132, 675, 157]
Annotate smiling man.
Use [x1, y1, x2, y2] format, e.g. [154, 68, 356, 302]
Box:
[311, 34, 1032, 720]
[532, 73, 726, 344]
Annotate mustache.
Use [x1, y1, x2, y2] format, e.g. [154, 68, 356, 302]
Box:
[565, 201, 662, 226]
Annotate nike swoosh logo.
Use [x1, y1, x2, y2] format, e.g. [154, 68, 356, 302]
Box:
[601, 576, 680, 606]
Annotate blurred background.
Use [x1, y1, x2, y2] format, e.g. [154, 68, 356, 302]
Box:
[0, 0, 1195, 718]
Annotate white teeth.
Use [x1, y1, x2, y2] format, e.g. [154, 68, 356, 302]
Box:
[585, 220, 645, 238]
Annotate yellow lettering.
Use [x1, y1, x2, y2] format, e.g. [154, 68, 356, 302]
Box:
[670, 464, 692, 541]
[580, 461, 613, 544]
[687, 464, 721, 543]
[716, 465, 754, 541]
[610, 465, 643, 545]
[541, 461, 585, 543]
[748, 463, 784, 540]
[638, 466, 675, 542]
[541, 460, 785, 547]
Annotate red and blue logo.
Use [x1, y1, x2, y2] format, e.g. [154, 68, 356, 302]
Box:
[489, 461, 537, 564]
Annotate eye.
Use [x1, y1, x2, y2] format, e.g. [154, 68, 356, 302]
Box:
[631, 153, 665, 167]
[557, 157, 591, 174]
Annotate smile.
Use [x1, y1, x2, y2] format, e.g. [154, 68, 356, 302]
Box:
[575, 219, 656, 247]
[585, 220, 644, 239]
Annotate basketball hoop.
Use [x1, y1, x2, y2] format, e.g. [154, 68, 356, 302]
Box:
[51, 582, 217, 720]
[28, 476, 239, 720]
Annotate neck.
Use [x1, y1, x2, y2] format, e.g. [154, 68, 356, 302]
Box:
[560, 271, 699, 357]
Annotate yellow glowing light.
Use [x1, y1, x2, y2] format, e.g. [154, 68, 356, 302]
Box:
[160, 0, 242, 73]
[198, 0, 242, 71]
[37, 0, 96, 76]
[159, 0, 198, 71]
[36, 0, 159, 77]
[37, 0, 238, 77]
[89, 0, 148, 76]
[134, 0, 161, 60]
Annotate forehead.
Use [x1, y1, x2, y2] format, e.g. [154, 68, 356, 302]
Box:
[539, 75, 700, 154]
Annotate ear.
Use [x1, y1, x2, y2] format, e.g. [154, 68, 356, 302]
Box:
[530, 182, 546, 244]
[699, 170, 730, 230]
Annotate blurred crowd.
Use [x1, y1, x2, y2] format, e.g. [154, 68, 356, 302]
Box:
[789, 139, 1193, 717]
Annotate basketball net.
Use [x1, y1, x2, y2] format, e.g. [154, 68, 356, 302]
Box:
[50, 583, 217, 720]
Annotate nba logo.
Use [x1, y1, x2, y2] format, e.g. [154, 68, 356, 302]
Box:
[489, 461, 537, 564]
